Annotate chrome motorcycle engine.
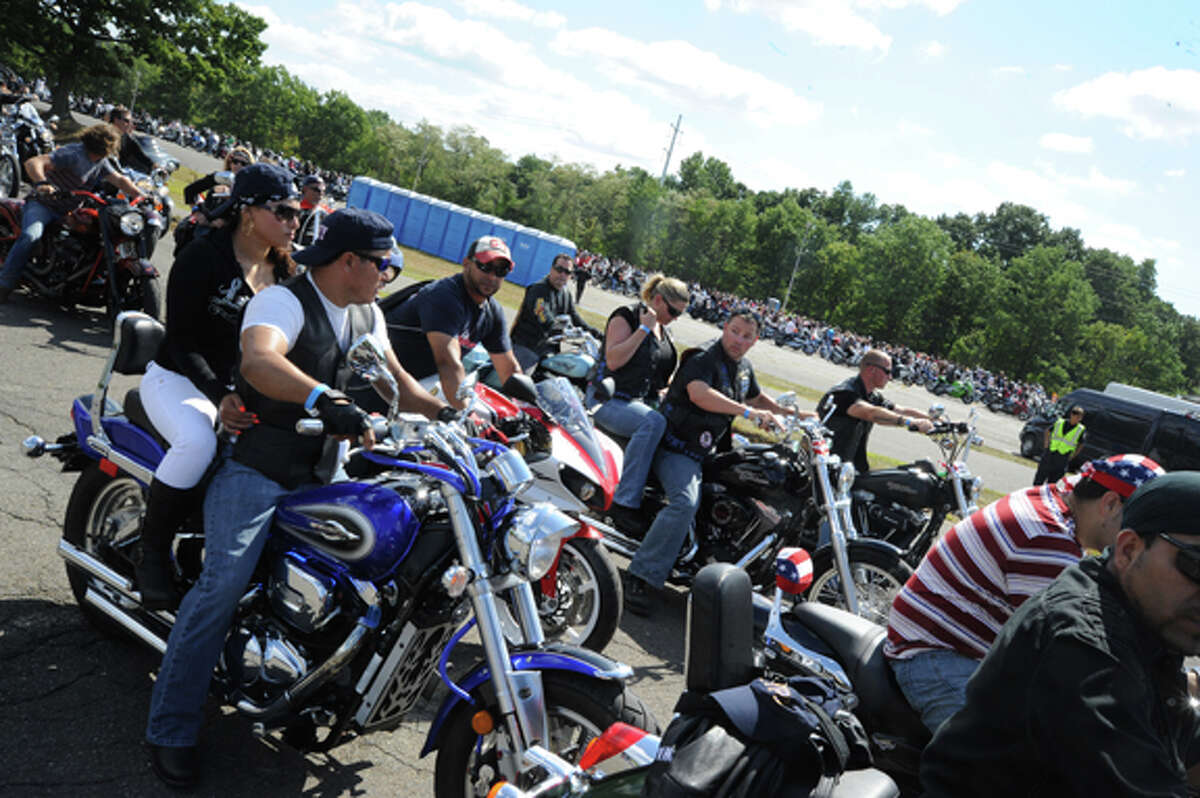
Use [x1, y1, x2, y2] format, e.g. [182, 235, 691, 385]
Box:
[223, 625, 308, 690]
[268, 552, 338, 634]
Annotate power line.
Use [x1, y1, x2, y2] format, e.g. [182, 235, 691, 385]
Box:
[660, 114, 682, 183]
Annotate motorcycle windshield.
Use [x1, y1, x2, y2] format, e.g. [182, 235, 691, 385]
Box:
[534, 377, 606, 471]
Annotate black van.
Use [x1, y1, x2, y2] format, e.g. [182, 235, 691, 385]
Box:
[1019, 388, 1200, 472]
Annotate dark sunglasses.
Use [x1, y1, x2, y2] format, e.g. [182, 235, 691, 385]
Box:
[474, 258, 513, 278]
[230, 158, 250, 167]
[263, 202, 301, 222]
[307, 185, 325, 193]
[553, 265, 573, 275]
[354, 251, 397, 273]
[1159, 534, 1200, 584]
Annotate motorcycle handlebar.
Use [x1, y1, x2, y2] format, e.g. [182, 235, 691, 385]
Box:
[295, 416, 390, 438]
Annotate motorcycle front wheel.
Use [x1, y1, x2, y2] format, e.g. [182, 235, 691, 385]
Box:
[433, 672, 659, 798]
[807, 542, 912, 627]
[535, 537, 622, 652]
[0, 151, 19, 198]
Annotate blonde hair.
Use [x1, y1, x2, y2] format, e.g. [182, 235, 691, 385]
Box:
[224, 147, 255, 170]
[640, 274, 689, 307]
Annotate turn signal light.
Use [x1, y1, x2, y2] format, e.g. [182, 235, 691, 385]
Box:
[471, 709, 495, 735]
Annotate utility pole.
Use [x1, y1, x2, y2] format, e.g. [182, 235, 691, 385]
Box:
[781, 222, 814, 312]
[660, 114, 682, 183]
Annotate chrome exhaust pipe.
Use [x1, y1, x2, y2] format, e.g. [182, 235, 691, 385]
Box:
[83, 587, 167, 653]
[58, 538, 137, 596]
[734, 534, 778, 570]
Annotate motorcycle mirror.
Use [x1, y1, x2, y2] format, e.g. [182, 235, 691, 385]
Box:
[593, 377, 615, 403]
[501, 373, 538, 404]
[929, 402, 945, 418]
[776, 391, 797, 409]
[346, 334, 388, 379]
[214, 170, 235, 186]
[456, 370, 479, 402]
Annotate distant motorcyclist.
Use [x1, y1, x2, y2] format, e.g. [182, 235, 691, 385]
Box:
[509, 252, 601, 371]
[817, 349, 933, 474]
[106, 105, 157, 175]
[295, 174, 332, 247]
[0, 124, 142, 303]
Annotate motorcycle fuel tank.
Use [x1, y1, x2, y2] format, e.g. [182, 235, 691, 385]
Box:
[273, 482, 421, 581]
[540, 352, 594, 380]
[853, 467, 939, 510]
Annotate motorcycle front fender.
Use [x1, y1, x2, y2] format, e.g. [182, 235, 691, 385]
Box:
[419, 643, 632, 757]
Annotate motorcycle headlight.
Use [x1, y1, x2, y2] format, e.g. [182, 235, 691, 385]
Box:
[487, 448, 534, 496]
[837, 462, 856, 495]
[118, 211, 145, 236]
[505, 503, 580, 580]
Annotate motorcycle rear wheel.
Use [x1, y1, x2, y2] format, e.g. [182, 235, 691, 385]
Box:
[807, 543, 912, 627]
[62, 463, 147, 635]
[0, 151, 18, 198]
[535, 537, 622, 653]
[433, 671, 659, 798]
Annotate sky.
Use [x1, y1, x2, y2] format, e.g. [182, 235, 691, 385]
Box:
[238, 0, 1199, 315]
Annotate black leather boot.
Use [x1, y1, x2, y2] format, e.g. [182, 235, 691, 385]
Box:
[136, 480, 199, 611]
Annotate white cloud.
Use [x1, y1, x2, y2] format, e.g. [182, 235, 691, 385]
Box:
[1053, 63, 1073, 72]
[452, 0, 565, 28]
[919, 40, 946, 60]
[991, 65, 1025, 76]
[1053, 67, 1200, 140]
[897, 119, 934, 136]
[1165, 169, 1186, 178]
[1058, 166, 1136, 196]
[549, 28, 823, 128]
[1039, 132, 1093, 154]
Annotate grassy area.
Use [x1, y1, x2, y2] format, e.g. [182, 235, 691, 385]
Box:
[165, 164, 204, 224]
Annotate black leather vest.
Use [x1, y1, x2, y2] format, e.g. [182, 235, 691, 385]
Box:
[661, 341, 752, 460]
[603, 304, 676, 401]
[233, 274, 376, 488]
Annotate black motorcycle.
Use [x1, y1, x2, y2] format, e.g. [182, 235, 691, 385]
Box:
[0, 187, 165, 320]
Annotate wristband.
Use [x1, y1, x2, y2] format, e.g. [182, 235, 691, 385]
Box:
[304, 383, 331, 412]
[638, 324, 652, 335]
[743, 407, 751, 419]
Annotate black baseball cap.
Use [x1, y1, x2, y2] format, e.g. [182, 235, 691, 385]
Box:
[1123, 471, 1200, 538]
[294, 208, 396, 266]
[210, 162, 297, 218]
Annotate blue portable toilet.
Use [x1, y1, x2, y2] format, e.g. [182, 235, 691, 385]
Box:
[534, 233, 577, 276]
[383, 187, 415, 235]
[347, 176, 372, 209]
[461, 212, 497, 261]
[399, 193, 431, 249]
[508, 225, 542, 286]
[419, 199, 452, 256]
[439, 204, 472, 262]
[365, 180, 391, 216]
[488, 217, 521, 278]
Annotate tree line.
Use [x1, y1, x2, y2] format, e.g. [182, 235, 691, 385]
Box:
[3, 1, 1196, 395]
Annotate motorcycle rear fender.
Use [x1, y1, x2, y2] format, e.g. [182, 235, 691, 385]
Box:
[419, 643, 632, 757]
[71, 395, 165, 477]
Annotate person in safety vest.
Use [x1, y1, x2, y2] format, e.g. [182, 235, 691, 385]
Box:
[1034, 404, 1085, 486]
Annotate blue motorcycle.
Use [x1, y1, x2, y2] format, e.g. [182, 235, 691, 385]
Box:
[23, 312, 657, 798]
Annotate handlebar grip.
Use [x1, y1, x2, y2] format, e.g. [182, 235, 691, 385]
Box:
[296, 418, 324, 435]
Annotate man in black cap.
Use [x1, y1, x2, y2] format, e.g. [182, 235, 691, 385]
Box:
[920, 471, 1200, 797]
[387, 235, 522, 407]
[143, 208, 448, 788]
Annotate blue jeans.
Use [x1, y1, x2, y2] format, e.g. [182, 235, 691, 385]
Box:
[628, 449, 701, 588]
[146, 458, 294, 746]
[890, 649, 980, 734]
[0, 199, 60, 290]
[593, 398, 666, 508]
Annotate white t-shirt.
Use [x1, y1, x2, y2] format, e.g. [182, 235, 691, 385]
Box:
[241, 271, 390, 354]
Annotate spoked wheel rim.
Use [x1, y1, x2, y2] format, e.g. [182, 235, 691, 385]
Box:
[462, 705, 603, 797]
[809, 563, 904, 627]
[537, 545, 601, 647]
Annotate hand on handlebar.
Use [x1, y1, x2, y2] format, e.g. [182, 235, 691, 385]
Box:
[314, 390, 374, 447]
[747, 408, 780, 432]
[34, 182, 59, 198]
[909, 418, 935, 434]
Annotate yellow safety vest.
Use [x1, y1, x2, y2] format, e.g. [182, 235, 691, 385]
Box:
[1049, 418, 1084, 455]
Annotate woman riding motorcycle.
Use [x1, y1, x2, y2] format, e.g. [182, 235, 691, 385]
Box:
[594, 274, 687, 533]
[134, 163, 300, 608]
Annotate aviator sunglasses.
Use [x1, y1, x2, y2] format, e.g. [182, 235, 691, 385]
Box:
[474, 258, 513, 278]
[1158, 534, 1200, 584]
[553, 265, 573, 275]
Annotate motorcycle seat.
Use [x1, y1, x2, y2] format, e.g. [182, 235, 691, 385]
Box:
[789, 602, 930, 745]
[122, 388, 169, 452]
[829, 768, 900, 798]
[112, 312, 166, 376]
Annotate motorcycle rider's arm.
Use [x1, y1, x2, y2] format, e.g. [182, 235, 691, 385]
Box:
[748, 392, 817, 420]
[847, 400, 933, 433]
[489, 349, 521, 386]
[240, 325, 375, 447]
[23, 154, 53, 194]
[686, 380, 776, 428]
[604, 305, 658, 370]
[427, 331, 469, 409]
[103, 170, 143, 201]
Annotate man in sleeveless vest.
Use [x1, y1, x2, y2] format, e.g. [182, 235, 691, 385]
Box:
[143, 209, 447, 787]
[1034, 404, 1086, 486]
[624, 309, 815, 617]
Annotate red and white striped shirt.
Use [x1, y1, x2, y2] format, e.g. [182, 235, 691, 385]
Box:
[885, 481, 1080, 661]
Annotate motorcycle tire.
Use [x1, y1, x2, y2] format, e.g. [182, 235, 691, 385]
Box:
[62, 462, 147, 636]
[141, 276, 164, 320]
[1019, 434, 1039, 459]
[433, 671, 659, 798]
[806, 542, 912, 628]
[0, 151, 19, 199]
[535, 537, 622, 653]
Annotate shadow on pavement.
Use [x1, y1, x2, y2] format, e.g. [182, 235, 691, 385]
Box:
[0, 293, 113, 354]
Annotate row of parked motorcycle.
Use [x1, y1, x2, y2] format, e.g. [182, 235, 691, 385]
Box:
[21, 299, 982, 795]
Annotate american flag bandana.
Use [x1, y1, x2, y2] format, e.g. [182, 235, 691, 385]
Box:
[1080, 454, 1165, 498]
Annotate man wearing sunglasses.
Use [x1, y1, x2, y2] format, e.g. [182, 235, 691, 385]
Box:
[387, 235, 522, 408]
[509, 253, 602, 371]
[817, 349, 934, 475]
[921, 469, 1200, 797]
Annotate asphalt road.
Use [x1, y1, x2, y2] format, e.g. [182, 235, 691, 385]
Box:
[0, 130, 1033, 796]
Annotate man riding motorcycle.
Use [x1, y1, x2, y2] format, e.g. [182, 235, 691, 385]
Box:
[509, 252, 600, 371]
[623, 308, 815, 616]
[143, 209, 447, 788]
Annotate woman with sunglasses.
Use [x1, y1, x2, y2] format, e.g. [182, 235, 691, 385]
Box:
[594, 274, 688, 533]
[182, 146, 255, 206]
[134, 163, 300, 608]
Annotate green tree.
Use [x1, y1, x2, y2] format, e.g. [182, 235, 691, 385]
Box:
[911, 250, 1003, 356]
[847, 215, 950, 341]
[975, 202, 1050, 265]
